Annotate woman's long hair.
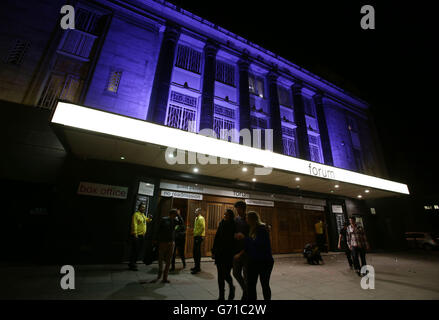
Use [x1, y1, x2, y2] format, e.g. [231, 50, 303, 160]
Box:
[247, 211, 265, 239]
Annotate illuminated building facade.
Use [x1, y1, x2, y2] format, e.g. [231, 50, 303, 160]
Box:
[0, 0, 408, 262]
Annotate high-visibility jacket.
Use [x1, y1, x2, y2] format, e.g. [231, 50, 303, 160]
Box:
[131, 211, 152, 237]
[194, 215, 205, 237]
[315, 221, 324, 235]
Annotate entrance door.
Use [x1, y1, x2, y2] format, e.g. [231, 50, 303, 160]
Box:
[184, 199, 202, 258]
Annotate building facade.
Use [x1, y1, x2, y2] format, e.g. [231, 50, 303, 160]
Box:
[0, 0, 408, 262]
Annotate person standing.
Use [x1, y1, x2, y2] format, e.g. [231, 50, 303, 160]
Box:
[129, 203, 151, 271]
[338, 222, 354, 269]
[170, 209, 186, 271]
[232, 200, 249, 300]
[191, 208, 205, 274]
[315, 219, 325, 252]
[346, 217, 370, 276]
[212, 209, 236, 300]
[154, 209, 177, 283]
[236, 211, 274, 301]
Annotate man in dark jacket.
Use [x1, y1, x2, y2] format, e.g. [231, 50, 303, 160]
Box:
[338, 222, 354, 269]
[212, 209, 236, 300]
[153, 209, 177, 283]
[171, 209, 186, 271]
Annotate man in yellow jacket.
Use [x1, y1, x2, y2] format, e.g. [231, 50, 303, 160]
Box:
[129, 203, 152, 271]
[191, 208, 205, 274]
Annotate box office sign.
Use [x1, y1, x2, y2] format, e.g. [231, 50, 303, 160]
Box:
[78, 182, 128, 199]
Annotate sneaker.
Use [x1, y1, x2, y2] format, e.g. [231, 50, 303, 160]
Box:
[161, 279, 170, 284]
[191, 269, 201, 274]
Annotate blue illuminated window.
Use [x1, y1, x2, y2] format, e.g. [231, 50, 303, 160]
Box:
[175, 45, 202, 74]
[249, 74, 265, 98]
[215, 61, 235, 86]
[278, 86, 292, 106]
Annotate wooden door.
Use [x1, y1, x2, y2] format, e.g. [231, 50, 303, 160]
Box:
[287, 208, 303, 252]
[184, 199, 202, 258]
[204, 202, 223, 256]
[277, 209, 291, 253]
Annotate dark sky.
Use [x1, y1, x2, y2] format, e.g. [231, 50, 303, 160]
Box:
[171, 0, 437, 197]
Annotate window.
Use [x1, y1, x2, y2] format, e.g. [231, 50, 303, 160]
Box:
[278, 86, 292, 106]
[175, 45, 202, 74]
[214, 104, 236, 141]
[283, 137, 297, 157]
[215, 61, 235, 86]
[282, 126, 295, 137]
[37, 74, 82, 110]
[308, 134, 323, 163]
[304, 98, 316, 117]
[75, 7, 103, 34]
[107, 70, 122, 93]
[170, 91, 198, 108]
[5, 39, 30, 66]
[248, 74, 264, 97]
[214, 104, 235, 119]
[282, 127, 297, 157]
[251, 116, 267, 129]
[60, 31, 96, 59]
[165, 104, 197, 132]
[214, 117, 235, 141]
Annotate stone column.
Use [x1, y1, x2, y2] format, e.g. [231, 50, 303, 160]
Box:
[313, 92, 334, 166]
[238, 56, 251, 135]
[291, 81, 311, 160]
[267, 69, 283, 154]
[146, 23, 180, 124]
[199, 40, 218, 131]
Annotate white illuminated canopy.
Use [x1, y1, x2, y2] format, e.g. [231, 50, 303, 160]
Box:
[51, 102, 409, 195]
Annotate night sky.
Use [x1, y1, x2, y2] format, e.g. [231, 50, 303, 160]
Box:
[171, 0, 437, 197]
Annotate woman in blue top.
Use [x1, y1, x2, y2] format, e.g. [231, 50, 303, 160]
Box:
[236, 211, 274, 300]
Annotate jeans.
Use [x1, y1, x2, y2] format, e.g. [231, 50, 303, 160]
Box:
[216, 263, 234, 298]
[247, 259, 274, 301]
[232, 253, 248, 299]
[193, 236, 203, 270]
[129, 235, 144, 267]
[344, 247, 354, 267]
[351, 246, 367, 271]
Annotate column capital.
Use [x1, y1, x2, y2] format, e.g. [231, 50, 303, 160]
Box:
[291, 80, 303, 95]
[238, 53, 251, 71]
[204, 39, 219, 57]
[313, 91, 325, 104]
[163, 23, 181, 43]
[267, 68, 279, 83]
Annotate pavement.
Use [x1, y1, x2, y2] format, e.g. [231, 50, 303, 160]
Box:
[1, 251, 439, 300]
